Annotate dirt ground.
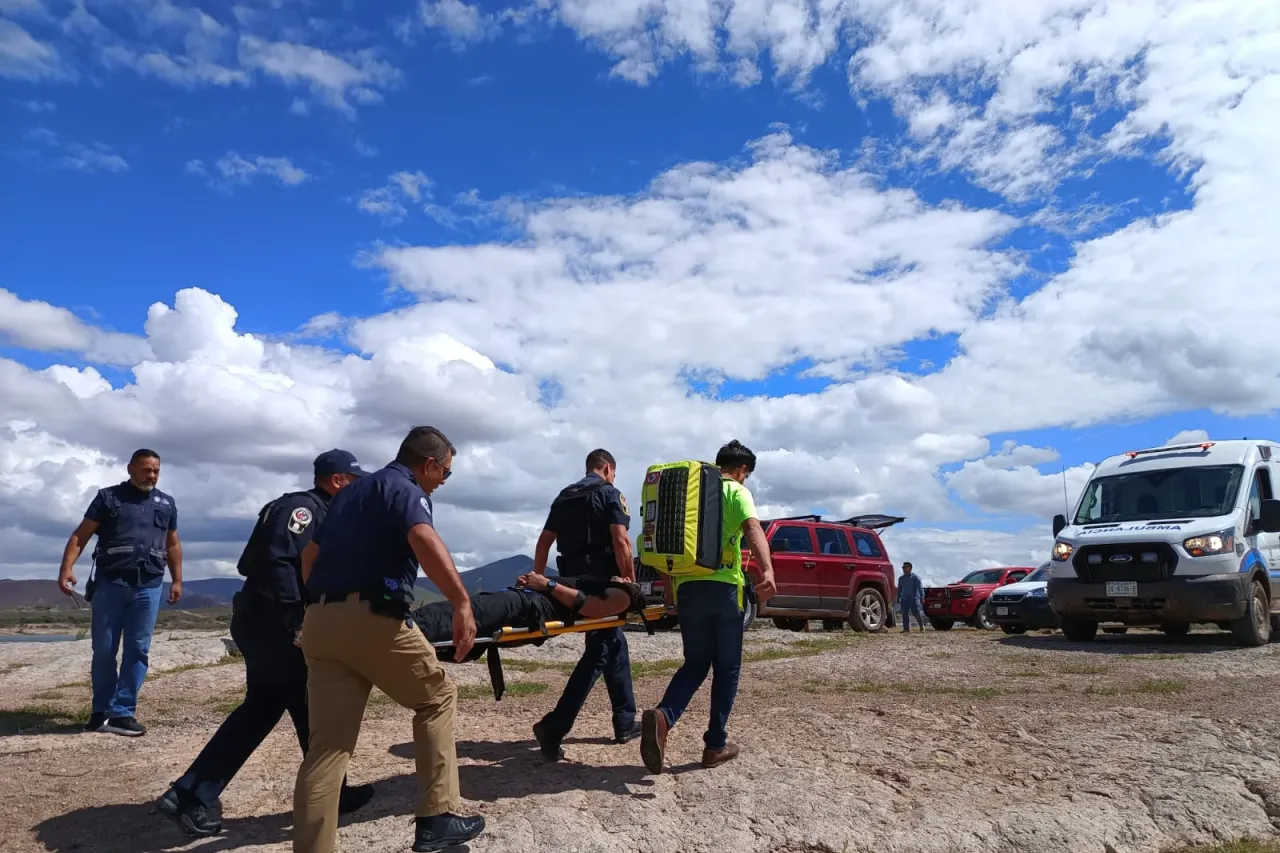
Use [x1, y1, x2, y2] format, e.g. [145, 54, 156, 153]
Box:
[4, 623, 1280, 853]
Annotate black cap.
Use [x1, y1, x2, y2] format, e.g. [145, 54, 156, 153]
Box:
[313, 449, 368, 478]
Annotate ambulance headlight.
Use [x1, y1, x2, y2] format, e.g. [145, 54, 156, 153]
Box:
[1051, 541, 1074, 562]
[1183, 529, 1234, 558]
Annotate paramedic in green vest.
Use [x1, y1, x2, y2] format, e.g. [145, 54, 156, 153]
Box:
[531, 448, 639, 761]
[639, 439, 776, 773]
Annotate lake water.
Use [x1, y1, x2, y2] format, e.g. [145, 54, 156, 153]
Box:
[0, 633, 80, 644]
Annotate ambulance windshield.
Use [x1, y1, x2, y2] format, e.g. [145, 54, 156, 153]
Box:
[1073, 464, 1243, 525]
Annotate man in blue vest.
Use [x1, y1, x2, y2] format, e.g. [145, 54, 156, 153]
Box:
[58, 448, 183, 737]
[897, 562, 925, 632]
[530, 448, 638, 762]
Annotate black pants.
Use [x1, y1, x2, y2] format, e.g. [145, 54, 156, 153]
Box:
[173, 598, 347, 808]
[538, 626, 637, 740]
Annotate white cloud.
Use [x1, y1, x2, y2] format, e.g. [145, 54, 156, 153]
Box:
[0, 17, 67, 80]
[414, 0, 501, 47]
[1165, 429, 1211, 446]
[237, 36, 401, 117]
[18, 98, 55, 111]
[356, 170, 434, 222]
[187, 152, 311, 188]
[21, 127, 129, 173]
[0, 289, 151, 364]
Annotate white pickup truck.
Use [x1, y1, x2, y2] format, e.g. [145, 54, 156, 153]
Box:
[1047, 439, 1280, 646]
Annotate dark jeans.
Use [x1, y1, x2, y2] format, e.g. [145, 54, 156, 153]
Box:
[657, 580, 742, 751]
[89, 580, 163, 718]
[539, 626, 636, 739]
[174, 599, 348, 808]
[901, 602, 924, 630]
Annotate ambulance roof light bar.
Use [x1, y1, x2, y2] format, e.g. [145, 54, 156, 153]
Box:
[1125, 442, 1215, 459]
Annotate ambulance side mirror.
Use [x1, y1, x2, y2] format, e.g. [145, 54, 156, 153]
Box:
[1052, 514, 1067, 537]
[1258, 500, 1280, 534]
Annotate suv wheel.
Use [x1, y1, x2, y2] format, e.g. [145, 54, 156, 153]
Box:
[1230, 579, 1271, 647]
[970, 602, 996, 631]
[742, 597, 757, 632]
[1160, 622, 1190, 637]
[849, 587, 887, 632]
[1060, 616, 1098, 642]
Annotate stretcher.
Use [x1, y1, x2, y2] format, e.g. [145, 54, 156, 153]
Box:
[432, 604, 668, 701]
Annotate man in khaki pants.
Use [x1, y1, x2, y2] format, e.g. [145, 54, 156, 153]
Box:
[293, 426, 484, 853]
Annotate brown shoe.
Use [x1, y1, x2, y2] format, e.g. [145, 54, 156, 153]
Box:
[640, 709, 668, 774]
[701, 743, 740, 768]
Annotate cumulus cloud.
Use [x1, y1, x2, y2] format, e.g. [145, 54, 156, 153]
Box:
[0, 18, 67, 81]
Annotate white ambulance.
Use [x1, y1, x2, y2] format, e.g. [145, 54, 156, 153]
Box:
[1047, 439, 1280, 646]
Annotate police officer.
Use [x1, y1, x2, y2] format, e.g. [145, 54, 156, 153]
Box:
[58, 448, 183, 738]
[293, 426, 485, 853]
[531, 448, 639, 761]
[155, 450, 375, 837]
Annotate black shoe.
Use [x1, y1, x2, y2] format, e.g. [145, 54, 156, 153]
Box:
[104, 716, 146, 737]
[338, 782, 376, 814]
[614, 722, 641, 744]
[413, 814, 485, 852]
[83, 713, 108, 733]
[156, 786, 180, 816]
[176, 801, 221, 837]
[532, 721, 564, 761]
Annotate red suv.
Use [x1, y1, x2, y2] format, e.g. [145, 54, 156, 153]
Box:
[755, 514, 903, 633]
[923, 566, 1035, 631]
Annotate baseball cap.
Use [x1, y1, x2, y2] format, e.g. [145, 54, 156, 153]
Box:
[313, 449, 369, 478]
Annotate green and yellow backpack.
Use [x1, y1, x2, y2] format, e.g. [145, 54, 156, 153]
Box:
[636, 460, 724, 578]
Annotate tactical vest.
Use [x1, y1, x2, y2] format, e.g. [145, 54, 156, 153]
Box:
[552, 479, 614, 580]
[237, 490, 326, 579]
[92, 486, 173, 581]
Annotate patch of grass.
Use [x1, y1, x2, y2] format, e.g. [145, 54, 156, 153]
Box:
[1084, 684, 1119, 697]
[1, 662, 32, 674]
[0, 703, 91, 735]
[1172, 839, 1280, 853]
[1058, 662, 1113, 676]
[502, 659, 575, 675]
[744, 636, 856, 664]
[30, 689, 66, 700]
[1133, 678, 1187, 694]
[804, 679, 1003, 700]
[1011, 670, 1045, 678]
[925, 652, 955, 660]
[160, 654, 240, 676]
[631, 659, 682, 679]
[369, 690, 398, 708]
[457, 681, 549, 701]
[206, 694, 245, 715]
[1121, 652, 1187, 661]
[55, 679, 91, 689]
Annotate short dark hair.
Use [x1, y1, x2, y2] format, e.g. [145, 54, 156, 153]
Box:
[395, 426, 456, 467]
[585, 448, 616, 472]
[129, 449, 160, 465]
[903, 561, 913, 569]
[715, 439, 756, 473]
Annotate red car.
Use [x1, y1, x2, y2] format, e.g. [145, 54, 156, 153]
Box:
[756, 514, 903, 633]
[635, 513, 904, 633]
[924, 566, 1035, 631]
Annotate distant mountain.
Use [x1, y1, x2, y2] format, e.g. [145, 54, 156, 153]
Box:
[0, 579, 87, 610]
[418, 555, 536, 597]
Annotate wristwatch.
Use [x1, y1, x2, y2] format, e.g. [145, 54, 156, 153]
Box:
[546, 579, 558, 590]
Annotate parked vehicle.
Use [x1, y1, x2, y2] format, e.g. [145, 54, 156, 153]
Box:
[755, 513, 904, 633]
[924, 566, 1036, 631]
[1048, 439, 1280, 646]
[987, 563, 1057, 634]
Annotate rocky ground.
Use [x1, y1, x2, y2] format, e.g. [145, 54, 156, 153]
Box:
[3, 622, 1280, 853]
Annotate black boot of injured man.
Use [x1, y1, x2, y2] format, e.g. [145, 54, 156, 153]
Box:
[413, 813, 486, 852]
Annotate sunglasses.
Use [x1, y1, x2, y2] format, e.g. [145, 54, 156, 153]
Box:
[430, 458, 452, 481]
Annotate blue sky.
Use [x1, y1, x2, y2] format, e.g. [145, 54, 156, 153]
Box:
[1, 0, 1276, 580]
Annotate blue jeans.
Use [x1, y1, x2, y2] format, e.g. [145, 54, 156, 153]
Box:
[657, 580, 743, 751]
[540, 626, 637, 738]
[901, 602, 923, 630]
[90, 581, 163, 718]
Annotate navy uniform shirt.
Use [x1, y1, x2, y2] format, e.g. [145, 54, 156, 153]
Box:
[546, 473, 630, 575]
[307, 462, 434, 602]
[84, 482, 178, 589]
[237, 487, 330, 631]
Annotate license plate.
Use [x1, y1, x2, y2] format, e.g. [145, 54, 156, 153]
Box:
[930, 603, 943, 609]
[1106, 581, 1137, 598]
[996, 607, 1009, 616]
[639, 582, 653, 596]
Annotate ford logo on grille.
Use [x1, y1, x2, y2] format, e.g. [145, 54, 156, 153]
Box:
[1109, 554, 1133, 563]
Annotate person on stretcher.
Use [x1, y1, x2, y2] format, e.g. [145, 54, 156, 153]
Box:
[412, 572, 643, 650]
